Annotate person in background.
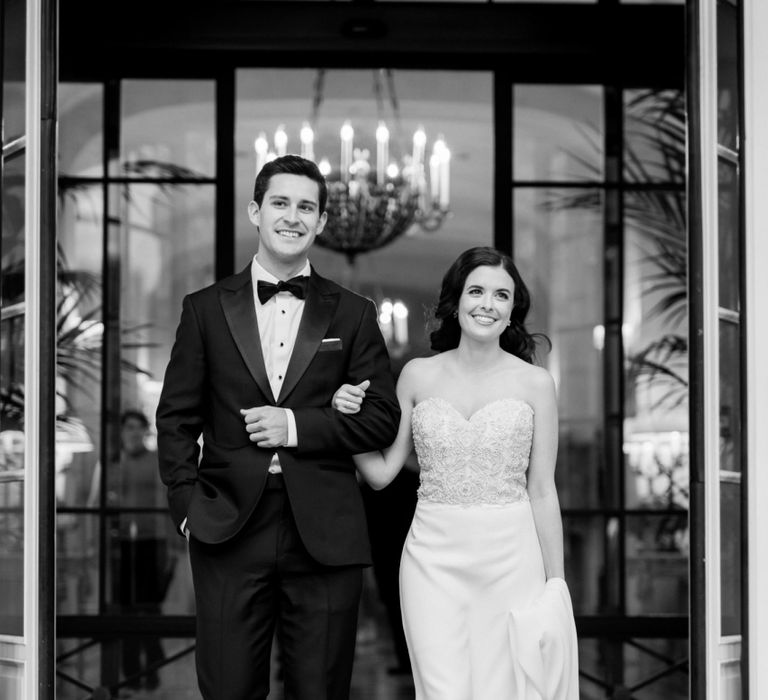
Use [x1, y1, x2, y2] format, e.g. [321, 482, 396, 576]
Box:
[113, 409, 169, 693]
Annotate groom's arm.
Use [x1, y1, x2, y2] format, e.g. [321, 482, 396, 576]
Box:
[156, 294, 206, 531]
[292, 300, 400, 455]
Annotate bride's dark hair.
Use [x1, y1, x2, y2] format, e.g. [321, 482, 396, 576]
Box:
[429, 246, 550, 364]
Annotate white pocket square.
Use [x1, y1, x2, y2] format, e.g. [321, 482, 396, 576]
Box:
[319, 337, 342, 351]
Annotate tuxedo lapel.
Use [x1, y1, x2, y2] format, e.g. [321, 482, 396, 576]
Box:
[277, 272, 339, 405]
[219, 267, 275, 403]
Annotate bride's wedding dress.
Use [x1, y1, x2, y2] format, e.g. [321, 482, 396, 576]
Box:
[400, 397, 579, 699]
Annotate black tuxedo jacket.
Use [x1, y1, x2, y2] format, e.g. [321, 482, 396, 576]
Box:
[156, 265, 400, 566]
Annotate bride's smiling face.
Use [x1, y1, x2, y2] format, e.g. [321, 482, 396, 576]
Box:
[457, 265, 515, 343]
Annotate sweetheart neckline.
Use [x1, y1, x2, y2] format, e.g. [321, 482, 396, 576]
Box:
[413, 396, 534, 423]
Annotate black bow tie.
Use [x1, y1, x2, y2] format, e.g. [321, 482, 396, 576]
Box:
[257, 276, 309, 304]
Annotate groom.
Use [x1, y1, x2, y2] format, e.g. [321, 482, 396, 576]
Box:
[156, 154, 400, 700]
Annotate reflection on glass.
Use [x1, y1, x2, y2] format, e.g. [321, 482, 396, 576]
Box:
[119, 81, 216, 179]
[1, 153, 26, 308]
[56, 636, 197, 699]
[720, 481, 742, 635]
[1, 0, 26, 144]
[56, 184, 103, 520]
[58, 83, 104, 177]
[563, 516, 611, 615]
[624, 89, 686, 184]
[117, 184, 215, 394]
[514, 85, 604, 182]
[717, 0, 740, 151]
[579, 637, 687, 700]
[718, 159, 740, 312]
[626, 514, 688, 615]
[0, 475, 24, 636]
[623, 190, 688, 511]
[719, 320, 741, 474]
[0, 152, 26, 641]
[56, 513, 99, 616]
[515, 188, 604, 509]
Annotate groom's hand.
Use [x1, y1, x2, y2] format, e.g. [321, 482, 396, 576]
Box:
[332, 379, 370, 414]
[240, 406, 289, 448]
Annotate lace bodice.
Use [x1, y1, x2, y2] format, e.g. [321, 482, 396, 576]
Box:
[411, 397, 534, 506]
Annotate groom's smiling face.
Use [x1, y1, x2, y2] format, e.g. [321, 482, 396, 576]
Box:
[248, 173, 328, 271]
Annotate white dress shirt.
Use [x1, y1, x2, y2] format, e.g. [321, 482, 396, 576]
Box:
[251, 255, 309, 472]
[182, 257, 309, 534]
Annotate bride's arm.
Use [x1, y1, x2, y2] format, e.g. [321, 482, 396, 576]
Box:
[526, 368, 566, 581]
[333, 361, 418, 490]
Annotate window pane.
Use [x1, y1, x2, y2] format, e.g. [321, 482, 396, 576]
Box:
[563, 515, 613, 614]
[1, 0, 26, 144]
[717, 0, 740, 150]
[58, 83, 104, 177]
[579, 638, 687, 700]
[106, 511, 178, 613]
[118, 81, 216, 179]
[626, 513, 688, 615]
[624, 89, 686, 184]
[0, 468, 24, 636]
[56, 183, 102, 535]
[720, 481, 742, 635]
[624, 190, 688, 508]
[0, 148, 26, 637]
[118, 183, 215, 397]
[719, 320, 741, 474]
[1, 153, 26, 308]
[56, 513, 98, 615]
[56, 636, 197, 698]
[515, 188, 605, 508]
[514, 85, 604, 182]
[718, 159, 740, 312]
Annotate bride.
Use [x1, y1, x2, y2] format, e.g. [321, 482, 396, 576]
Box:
[333, 246, 579, 699]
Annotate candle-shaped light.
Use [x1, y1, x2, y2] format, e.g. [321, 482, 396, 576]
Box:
[411, 127, 427, 188]
[340, 121, 354, 183]
[429, 150, 440, 203]
[376, 121, 389, 186]
[386, 162, 400, 180]
[379, 299, 394, 343]
[254, 132, 268, 175]
[392, 300, 409, 345]
[434, 135, 451, 209]
[274, 125, 288, 157]
[300, 122, 314, 161]
[318, 158, 332, 177]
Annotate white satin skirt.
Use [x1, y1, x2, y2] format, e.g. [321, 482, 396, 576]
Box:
[400, 499, 579, 700]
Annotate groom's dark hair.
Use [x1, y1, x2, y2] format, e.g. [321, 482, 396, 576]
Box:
[252, 154, 329, 214]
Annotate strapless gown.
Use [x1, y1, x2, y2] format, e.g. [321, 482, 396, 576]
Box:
[400, 397, 579, 699]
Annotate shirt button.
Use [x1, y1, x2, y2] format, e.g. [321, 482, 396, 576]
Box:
[281, 310, 286, 315]
[278, 375, 283, 380]
[280, 342, 284, 347]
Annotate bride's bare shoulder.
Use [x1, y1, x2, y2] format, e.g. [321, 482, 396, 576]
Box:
[398, 355, 444, 393]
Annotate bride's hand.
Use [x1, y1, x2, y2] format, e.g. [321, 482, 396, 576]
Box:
[332, 379, 370, 414]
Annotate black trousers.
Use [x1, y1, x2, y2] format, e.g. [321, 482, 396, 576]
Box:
[188, 475, 363, 700]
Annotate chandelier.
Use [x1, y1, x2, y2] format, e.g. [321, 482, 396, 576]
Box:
[254, 69, 451, 264]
